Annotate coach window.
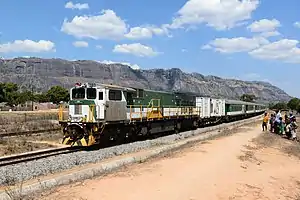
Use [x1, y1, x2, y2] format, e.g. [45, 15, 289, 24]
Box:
[87, 88, 96, 99]
[109, 90, 122, 101]
[98, 92, 103, 100]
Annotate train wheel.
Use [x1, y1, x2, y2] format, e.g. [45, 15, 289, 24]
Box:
[192, 120, 198, 130]
[174, 121, 181, 134]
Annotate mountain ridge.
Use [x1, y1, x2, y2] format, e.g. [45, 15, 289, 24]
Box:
[0, 57, 291, 103]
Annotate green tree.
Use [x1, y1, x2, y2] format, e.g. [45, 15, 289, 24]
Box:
[296, 104, 300, 114]
[287, 98, 300, 110]
[268, 102, 275, 109]
[272, 102, 288, 110]
[0, 84, 5, 102]
[0, 82, 19, 106]
[17, 91, 32, 105]
[240, 94, 256, 102]
[46, 86, 69, 104]
[34, 93, 49, 103]
[2, 82, 18, 93]
[5, 91, 20, 107]
[0, 82, 70, 107]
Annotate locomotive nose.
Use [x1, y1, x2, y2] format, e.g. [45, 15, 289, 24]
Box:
[62, 123, 96, 146]
[62, 124, 85, 145]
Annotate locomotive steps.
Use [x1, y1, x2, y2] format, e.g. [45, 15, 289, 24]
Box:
[0, 115, 262, 200]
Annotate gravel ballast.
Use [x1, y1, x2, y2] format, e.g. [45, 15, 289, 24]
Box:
[0, 116, 262, 200]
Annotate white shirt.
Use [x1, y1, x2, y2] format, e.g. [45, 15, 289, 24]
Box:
[275, 112, 281, 122]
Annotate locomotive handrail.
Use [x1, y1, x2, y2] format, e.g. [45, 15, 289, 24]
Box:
[128, 104, 201, 122]
[88, 104, 95, 122]
[146, 99, 161, 108]
[58, 104, 64, 121]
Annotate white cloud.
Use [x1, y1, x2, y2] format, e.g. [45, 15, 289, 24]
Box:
[247, 19, 281, 38]
[61, 9, 128, 40]
[61, 9, 169, 41]
[0, 39, 55, 53]
[204, 36, 300, 64]
[100, 60, 141, 70]
[247, 19, 280, 33]
[181, 49, 187, 52]
[95, 45, 102, 49]
[249, 39, 300, 63]
[294, 22, 300, 28]
[72, 41, 88, 48]
[169, 0, 259, 30]
[260, 31, 280, 38]
[125, 27, 152, 39]
[125, 26, 169, 39]
[113, 43, 161, 57]
[202, 36, 269, 53]
[201, 44, 212, 50]
[65, 1, 89, 10]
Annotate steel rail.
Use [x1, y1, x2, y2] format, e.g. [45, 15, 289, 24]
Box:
[0, 146, 83, 167]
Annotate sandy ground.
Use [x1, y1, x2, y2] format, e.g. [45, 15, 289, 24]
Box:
[38, 123, 300, 200]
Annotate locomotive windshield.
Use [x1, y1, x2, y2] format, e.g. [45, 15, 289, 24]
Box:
[72, 88, 85, 99]
[87, 88, 96, 99]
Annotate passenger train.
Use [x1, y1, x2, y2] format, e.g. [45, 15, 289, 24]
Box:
[58, 83, 267, 146]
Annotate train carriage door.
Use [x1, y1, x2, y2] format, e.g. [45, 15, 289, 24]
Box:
[97, 89, 105, 119]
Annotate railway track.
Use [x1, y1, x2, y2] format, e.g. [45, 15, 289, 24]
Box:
[0, 114, 267, 167]
[0, 146, 83, 167]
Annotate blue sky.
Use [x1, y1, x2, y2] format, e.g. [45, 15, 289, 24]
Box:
[1, 0, 300, 97]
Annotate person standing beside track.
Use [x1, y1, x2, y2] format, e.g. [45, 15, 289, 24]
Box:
[291, 116, 298, 141]
[275, 110, 282, 121]
[262, 112, 269, 131]
[285, 113, 289, 124]
[269, 114, 275, 133]
[274, 110, 282, 134]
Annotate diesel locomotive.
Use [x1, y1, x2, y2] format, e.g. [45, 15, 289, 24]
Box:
[58, 82, 267, 146]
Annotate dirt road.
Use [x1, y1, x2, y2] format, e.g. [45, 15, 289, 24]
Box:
[39, 123, 300, 200]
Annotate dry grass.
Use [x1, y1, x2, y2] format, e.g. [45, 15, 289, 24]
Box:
[0, 111, 68, 135]
[0, 112, 63, 156]
[0, 112, 59, 124]
[3, 174, 37, 200]
[252, 132, 300, 159]
[0, 111, 66, 155]
[0, 120, 60, 134]
[0, 137, 57, 156]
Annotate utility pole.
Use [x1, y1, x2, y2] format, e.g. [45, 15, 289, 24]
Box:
[20, 59, 41, 111]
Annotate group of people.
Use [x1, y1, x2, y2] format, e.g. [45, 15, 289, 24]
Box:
[262, 110, 298, 141]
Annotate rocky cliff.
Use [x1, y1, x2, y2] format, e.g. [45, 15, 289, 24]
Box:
[0, 57, 291, 103]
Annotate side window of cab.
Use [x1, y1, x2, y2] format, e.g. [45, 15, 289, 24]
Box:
[108, 90, 122, 101]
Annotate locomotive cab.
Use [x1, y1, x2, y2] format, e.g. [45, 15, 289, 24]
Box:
[69, 83, 104, 122]
[68, 83, 130, 123]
